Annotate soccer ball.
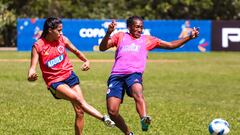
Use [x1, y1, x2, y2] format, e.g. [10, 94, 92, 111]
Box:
[208, 118, 230, 135]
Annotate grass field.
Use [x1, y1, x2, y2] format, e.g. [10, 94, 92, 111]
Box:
[0, 51, 240, 135]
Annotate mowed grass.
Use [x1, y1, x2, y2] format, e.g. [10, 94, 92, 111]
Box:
[0, 51, 240, 135]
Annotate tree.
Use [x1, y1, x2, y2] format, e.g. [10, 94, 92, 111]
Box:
[0, 1, 16, 47]
[0, 0, 240, 47]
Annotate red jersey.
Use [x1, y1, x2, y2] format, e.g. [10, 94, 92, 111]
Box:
[111, 32, 163, 50]
[34, 35, 73, 87]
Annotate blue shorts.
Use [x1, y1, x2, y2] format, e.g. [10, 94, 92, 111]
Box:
[106, 72, 143, 101]
[48, 71, 80, 99]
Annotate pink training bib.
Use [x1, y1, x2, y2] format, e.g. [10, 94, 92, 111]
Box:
[111, 33, 148, 75]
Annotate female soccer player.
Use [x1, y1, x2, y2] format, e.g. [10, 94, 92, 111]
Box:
[27, 17, 115, 135]
[99, 16, 199, 135]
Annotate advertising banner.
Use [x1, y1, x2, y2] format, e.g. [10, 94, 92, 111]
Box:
[212, 21, 240, 51]
[17, 18, 211, 52]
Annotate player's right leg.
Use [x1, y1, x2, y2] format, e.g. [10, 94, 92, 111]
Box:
[71, 84, 115, 127]
[106, 74, 134, 134]
[53, 84, 115, 127]
[107, 97, 132, 135]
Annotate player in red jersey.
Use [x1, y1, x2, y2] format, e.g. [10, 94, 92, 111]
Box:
[27, 17, 115, 134]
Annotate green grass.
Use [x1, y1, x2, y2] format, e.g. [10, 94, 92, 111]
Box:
[0, 51, 240, 135]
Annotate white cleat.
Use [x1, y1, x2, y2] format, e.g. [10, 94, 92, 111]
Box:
[103, 115, 115, 127]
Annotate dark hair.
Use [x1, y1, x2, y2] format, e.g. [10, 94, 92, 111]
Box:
[126, 16, 143, 28]
[40, 17, 62, 38]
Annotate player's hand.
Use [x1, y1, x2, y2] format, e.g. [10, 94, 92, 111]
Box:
[107, 20, 117, 34]
[28, 69, 38, 82]
[190, 27, 200, 39]
[81, 60, 90, 71]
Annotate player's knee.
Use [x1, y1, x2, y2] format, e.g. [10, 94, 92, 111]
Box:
[108, 108, 119, 117]
[71, 94, 84, 107]
[132, 91, 144, 99]
[75, 108, 84, 118]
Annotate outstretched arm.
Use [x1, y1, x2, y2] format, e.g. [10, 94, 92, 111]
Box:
[65, 37, 90, 71]
[158, 27, 199, 49]
[99, 20, 117, 51]
[28, 46, 39, 81]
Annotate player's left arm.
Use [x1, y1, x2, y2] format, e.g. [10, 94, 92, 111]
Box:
[155, 27, 199, 50]
[64, 36, 90, 71]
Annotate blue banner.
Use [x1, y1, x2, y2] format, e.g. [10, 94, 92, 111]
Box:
[17, 18, 211, 52]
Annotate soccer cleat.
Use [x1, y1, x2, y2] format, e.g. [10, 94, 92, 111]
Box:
[103, 115, 115, 127]
[141, 116, 151, 131]
[129, 132, 134, 135]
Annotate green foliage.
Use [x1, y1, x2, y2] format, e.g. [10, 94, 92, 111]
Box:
[1, 0, 240, 47]
[0, 1, 16, 46]
[0, 52, 240, 134]
[0, 4, 16, 29]
[3, 0, 240, 20]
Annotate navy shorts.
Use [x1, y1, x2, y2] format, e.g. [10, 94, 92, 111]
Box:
[48, 71, 80, 99]
[106, 72, 143, 101]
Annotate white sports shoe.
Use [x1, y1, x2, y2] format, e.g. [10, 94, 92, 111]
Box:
[129, 132, 134, 135]
[103, 115, 115, 127]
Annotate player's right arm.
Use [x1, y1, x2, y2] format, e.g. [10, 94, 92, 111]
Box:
[28, 46, 39, 81]
[99, 20, 117, 51]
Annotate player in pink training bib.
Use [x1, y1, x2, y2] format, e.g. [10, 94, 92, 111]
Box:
[99, 16, 199, 135]
[28, 17, 115, 135]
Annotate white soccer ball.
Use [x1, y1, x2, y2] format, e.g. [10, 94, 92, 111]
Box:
[208, 118, 230, 135]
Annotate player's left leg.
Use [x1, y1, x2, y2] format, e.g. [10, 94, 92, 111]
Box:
[131, 83, 151, 131]
[131, 83, 147, 118]
[71, 102, 84, 135]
